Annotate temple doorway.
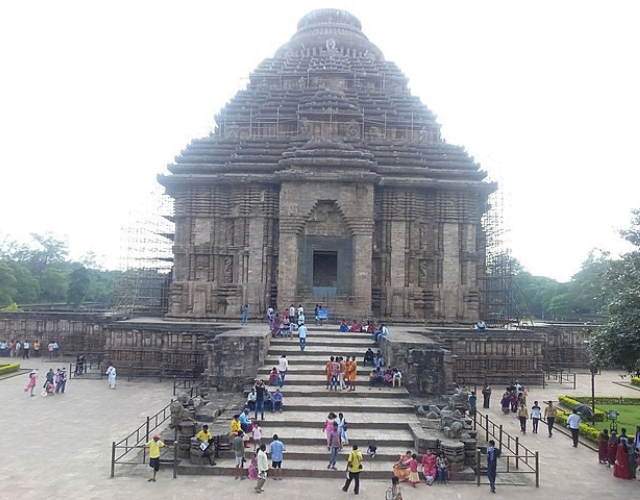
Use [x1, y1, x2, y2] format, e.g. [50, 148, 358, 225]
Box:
[313, 250, 338, 287]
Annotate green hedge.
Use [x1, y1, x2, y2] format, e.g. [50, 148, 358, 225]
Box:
[0, 363, 20, 375]
[570, 395, 640, 405]
[554, 411, 600, 443]
[558, 395, 605, 421]
[631, 377, 640, 387]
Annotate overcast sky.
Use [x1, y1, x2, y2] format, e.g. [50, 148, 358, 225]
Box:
[1, 0, 638, 281]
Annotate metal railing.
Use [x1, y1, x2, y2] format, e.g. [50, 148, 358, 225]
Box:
[542, 369, 576, 389]
[473, 409, 540, 487]
[172, 377, 204, 397]
[110, 400, 174, 478]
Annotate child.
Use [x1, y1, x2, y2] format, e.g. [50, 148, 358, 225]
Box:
[252, 421, 263, 451]
[247, 452, 258, 480]
[408, 453, 420, 487]
[367, 441, 377, 459]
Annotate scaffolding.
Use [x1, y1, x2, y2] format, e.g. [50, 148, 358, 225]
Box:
[479, 187, 519, 327]
[116, 189, 174, 317]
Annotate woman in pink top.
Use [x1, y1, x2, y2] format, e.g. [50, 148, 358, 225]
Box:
[24, 370, 37, 397]
[323, 412, 337, 448]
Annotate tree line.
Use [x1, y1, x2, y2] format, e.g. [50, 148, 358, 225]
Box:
[0, 233, 120, 310]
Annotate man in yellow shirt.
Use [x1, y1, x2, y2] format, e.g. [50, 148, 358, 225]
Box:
[342, 444, 364, 494]
[146, 435, 165, 482]
[544, 401, 558, 438]
[196, 425, 216, 466]
[230, 414, 241, 435]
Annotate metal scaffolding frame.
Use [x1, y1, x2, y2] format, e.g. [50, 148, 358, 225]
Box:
[116, 190, 174, 317]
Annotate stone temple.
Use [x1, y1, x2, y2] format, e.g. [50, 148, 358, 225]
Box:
[159, 8, 495, 323]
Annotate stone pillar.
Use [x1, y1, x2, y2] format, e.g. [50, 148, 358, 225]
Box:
[389, 220, 406, 317]
[441, 222, 460, 320]
[247, 217, 266, 312]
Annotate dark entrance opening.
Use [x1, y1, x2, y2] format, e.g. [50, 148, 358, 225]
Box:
[313, 251, 338, 287]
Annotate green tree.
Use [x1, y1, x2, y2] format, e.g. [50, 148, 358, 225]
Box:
[68, 266, 92, 307]
[0, 262, 18, 306]
[39, 266, 69, 302]
[591, 209, 640, 371]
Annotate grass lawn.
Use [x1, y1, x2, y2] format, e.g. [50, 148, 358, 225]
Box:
[591, 404, 640, 432]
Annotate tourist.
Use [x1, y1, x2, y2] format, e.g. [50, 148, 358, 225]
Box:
[48, 341, 54, 358]
[337, 412, 349, 445]
[514, 380, 522, 397]
[329, 357, 340, 391]
[53, 341, 59, 357]
[388, 475, 403, 500]
[252, 421, 263, 452]
[240, 408, 252, 433]
[383, 366, 393, 386]
[278, 355, 288, 386]
[509, 391, 518, 413]
[268, 434, 285, 481]
[487, 439, 501, 493]
[297, 322, 308, 351]
[196, 424, 216, 466]
[145, 435, 165, 482]
[363, 348, 374, 367]
[106, 364, 117, 389]
[613, 440, 632, 479]
[22, 339, 30, 359]
[393, 451, 412, 481]
[241, 304, 249, 325]
[350, 320, 362, 333]
[327, 425, 341, 470]
[566, 409, 581, 448]
[255, 443, 269, 492]
[436, 451, 449, 484]
[55, 368, 67, 394]
[392, 368, 402, 388]
[408, 453, 420, 487]
[14, 340, 21, 358]
[421, 450, 436, 485]
[297, 303, 304, 320]
[266, 306, 274, 323]
[75, 355, 86, 376]
[366, 321, 376, 334]
[374, 323, 389, 343]
[530, 401, 541, 434]
[33, 339, 40, 357]
[271, 389, 284, 412]
[44, 368, 54, 391]
[468, 391, 477, 417]
[619, 427, 630, 445]
[267, 368, 279, 387]
[367, 441, 377, 459]
[255, 380, 266, 421]
[598, 429, 610, 464]
[324, 413, 336, 448]
[544, 401, 557, 437]
[339, 319, 349, 332]
[246, 388, 257, 410]
[24, 370, 37, 397]
[608, 430, 619, 467]
[230, 414, 241, 436]
[374, 351, 385, 370]
[233, 430, 246, 480]
[474, 320, 486, 332]
[0, 339, 7, 357]
[517, 402, 528, 433]
[248, 452, 259, 480]
[369, 368, 384, 389]
[342, 444, 364, 494]
[347, 356, 357, 391]
[339, 356, 347, 390]
[325, 356, 334, 389]
[482, 383, 492, 408]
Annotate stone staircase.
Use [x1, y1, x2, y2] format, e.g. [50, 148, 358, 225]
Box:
[179, 327, 422, 478]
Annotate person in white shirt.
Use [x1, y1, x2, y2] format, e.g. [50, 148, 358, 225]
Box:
[530, 401, 542, 434]
[392, 369, 403, 388]
[566, 409, 582, 447]
[278, 355, 288, 385]
[255, 444, 269, 493]
[297, 323, 308, 351]
[289, 303, 296, 321]
[106, 365, 117, 389]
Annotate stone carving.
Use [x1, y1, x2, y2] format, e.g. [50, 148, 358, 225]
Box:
[368, 125, 383, 139]
[419, 126, 429, 143]
[299, 117, 311, 135]
[346, 120, 361, 140]
[419, 260, 428, 287]
[223, 256, 233, 283]
[326, 38, 336, 50]
[170, 392, 195, 428]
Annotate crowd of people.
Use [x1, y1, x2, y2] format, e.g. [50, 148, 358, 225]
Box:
[598, 427, 640, 480]
[23, 367, 68, 397]
[0, 339, 59, 358]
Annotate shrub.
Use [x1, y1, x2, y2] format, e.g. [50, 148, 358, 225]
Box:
[631, 377, 640, 388]
[0, 363, 20, 375]
[570, 395, 640, 406]
[558, 395, 605, 422]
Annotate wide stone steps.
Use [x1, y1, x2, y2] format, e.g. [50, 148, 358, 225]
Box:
[256, 374, 402, 387]
[253, 411, 416, 429]
[271, 338, 376, 348]
[268, 346, 368, 356]
[254, 386, 407, 398]
[264, 396, 414, 413]
[216, 444, 411, 461]
[229, 427, 414, 447]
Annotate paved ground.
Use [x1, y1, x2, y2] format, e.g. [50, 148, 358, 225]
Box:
[2, 355, 639, 500]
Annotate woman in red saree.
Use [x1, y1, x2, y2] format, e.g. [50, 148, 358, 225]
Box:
[607, 431, 618, 467]
[393, 451, 413, 481]
[613, 442, 632, 479]
[598, 429, 609, 464]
